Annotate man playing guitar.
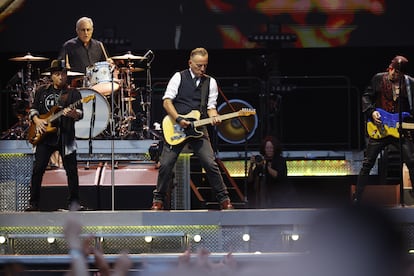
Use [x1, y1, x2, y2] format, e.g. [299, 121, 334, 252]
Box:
[355, 55, 414, 203]
[26, 59, 84, 211]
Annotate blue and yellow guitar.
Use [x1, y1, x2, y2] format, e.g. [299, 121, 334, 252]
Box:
[366, 108, 411, 139]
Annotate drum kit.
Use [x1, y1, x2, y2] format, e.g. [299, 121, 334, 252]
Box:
[2, 51, 155, 141]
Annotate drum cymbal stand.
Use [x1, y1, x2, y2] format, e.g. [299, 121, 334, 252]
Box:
[118, 63, 137, 138]
[7, 61, 36, 139]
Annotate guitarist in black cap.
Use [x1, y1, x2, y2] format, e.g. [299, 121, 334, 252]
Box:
[355, 55, 414, 204]
[26, 59, 84, 211]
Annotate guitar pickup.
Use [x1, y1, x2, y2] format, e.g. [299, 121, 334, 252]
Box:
[171, 134, 185, 141]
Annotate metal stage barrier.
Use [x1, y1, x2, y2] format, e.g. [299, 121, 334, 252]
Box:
[0, 140, 200, 212]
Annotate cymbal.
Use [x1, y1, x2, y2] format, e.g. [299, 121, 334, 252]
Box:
[41, 71, 84, 76]
[9, 53, 49, 62]
[119, 67, 145, 73]
[111, 53, 147, 60]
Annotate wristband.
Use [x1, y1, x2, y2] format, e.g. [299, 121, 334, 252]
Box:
[176, 116, 185, 123]
[69, 248, 84, 259]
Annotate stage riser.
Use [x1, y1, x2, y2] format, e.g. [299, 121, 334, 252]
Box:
[38, 186, 154, 211]
[40, 164, 157, 211]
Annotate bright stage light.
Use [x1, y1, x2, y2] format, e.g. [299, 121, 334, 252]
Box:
[144, 236, 153, 243]
[242, 233, 250, 242]
[290, 234, 300, 241]
[193, 234, 202, 243]
[47, 237, 56, 244]
[0, 236, 6, 244]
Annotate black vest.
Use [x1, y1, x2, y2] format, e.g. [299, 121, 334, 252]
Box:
[173, 69, 210, 118]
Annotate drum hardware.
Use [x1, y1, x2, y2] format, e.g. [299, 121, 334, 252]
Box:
[111, 51, 147, 61]
[41, 71, 84, 77]
[114, 58, 143, 139]
[4, 53, 49, 140]
[119, 67, 144, 73]
[122, 97, 136, 101]
[9, 52, 49, 62]
[86, 61, 120, 96]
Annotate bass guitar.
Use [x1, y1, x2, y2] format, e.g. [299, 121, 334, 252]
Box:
[162, 109, 256, 146]
[366, 108, 410, 139]
[27, 94, 95, 145]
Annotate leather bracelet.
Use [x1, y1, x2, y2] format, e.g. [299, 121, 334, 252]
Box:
[176, 116, 185, 123]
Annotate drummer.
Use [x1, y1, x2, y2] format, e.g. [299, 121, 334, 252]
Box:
[58, 16, 112, 76]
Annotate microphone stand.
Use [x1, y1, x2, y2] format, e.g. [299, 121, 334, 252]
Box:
[398, 70, 405, 207]
[143, 50, 154, 139]
[110, 66, 116, 211]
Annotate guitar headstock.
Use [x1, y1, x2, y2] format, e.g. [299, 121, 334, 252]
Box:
[238, 108, 256, 116]
[82, 94, 96, 103]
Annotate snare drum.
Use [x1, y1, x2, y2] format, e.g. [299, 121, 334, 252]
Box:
[86, 61, 120, 96]
[75, 88, 110, 139]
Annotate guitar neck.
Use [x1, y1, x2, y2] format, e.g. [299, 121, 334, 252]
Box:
[49, 99, 82, 123]
[193, 111, 240, 128]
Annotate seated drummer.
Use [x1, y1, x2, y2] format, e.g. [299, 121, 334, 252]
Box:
[58, 16, 110, 76]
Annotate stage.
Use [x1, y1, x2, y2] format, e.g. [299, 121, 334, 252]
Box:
[2, 140, 414, 274]
[0, 207, 414, 275]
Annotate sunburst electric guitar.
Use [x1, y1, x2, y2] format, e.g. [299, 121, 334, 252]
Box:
[366, 108, 411, 139]
[162, 109, 256, 146]
[27, 94, 95, 145]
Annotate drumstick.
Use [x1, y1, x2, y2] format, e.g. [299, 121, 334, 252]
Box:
[65, 54, 71, 69]
[100, 42, 109, 60]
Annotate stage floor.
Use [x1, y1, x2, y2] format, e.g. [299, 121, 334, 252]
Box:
[1, 207, 414, 275]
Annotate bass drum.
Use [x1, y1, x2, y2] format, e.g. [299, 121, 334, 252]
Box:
[75, 88, 110, 139]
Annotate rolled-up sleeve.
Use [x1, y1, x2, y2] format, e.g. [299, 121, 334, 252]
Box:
[162, 72, 181, 100]
[207, 77, 219, 110]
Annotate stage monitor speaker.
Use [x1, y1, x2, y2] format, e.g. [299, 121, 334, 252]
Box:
[42, 165, 101, 187]
[216, 99, 258, 144]
[99, 163, 158, 186]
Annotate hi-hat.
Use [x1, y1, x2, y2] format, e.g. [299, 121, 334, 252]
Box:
[9, 53, 49, 62]
[41, 71, 84, 76]
[111, 53, 147, 60]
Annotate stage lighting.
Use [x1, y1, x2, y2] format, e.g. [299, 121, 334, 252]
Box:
[47, 237, 56, 244]
[144, 236, 153, 243]
[193, 234, 202, 243]
[290, 234, 300, 241]
[248, 33, 297, 42]
[0, 236, 6, 244]
[242, 234, 250, 242]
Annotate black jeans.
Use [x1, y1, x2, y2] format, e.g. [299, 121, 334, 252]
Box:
[356, 136, 414, 200]
[29, 143, 79, 207]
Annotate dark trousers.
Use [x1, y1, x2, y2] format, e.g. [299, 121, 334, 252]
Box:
[29, 143, 79, 207]
[356, 136, 414, 200]
[153, 136, 230, 204]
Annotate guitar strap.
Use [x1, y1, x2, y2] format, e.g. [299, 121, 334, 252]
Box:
[405, 75, 412, 110]
[199, 77, 210, 118]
